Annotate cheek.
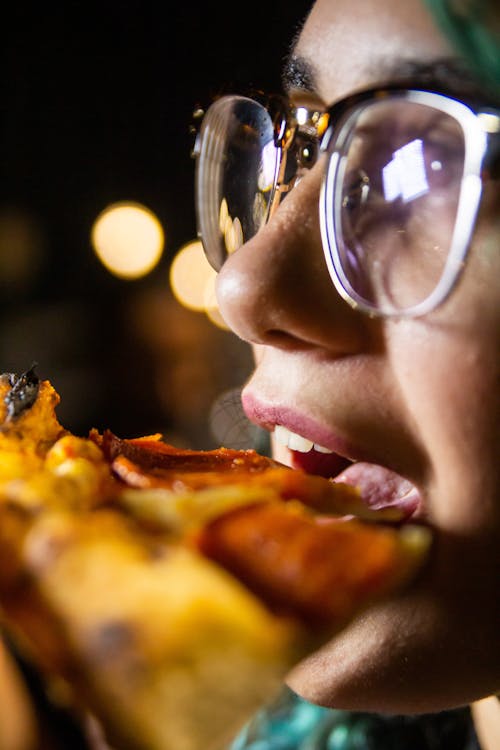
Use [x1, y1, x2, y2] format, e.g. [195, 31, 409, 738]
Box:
[388, 204, 500, 473]
[389, 318, 500, 530]
[474, 213, 500, 273]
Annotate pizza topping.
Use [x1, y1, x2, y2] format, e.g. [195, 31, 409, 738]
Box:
[1, 366, 40, 422]
[96, 432, 406, 523]
[97, 430, 280, 473]
[0, 377, 66, 471]
[194, 502, 431, 629]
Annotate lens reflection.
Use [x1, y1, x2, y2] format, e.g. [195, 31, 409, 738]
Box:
[195, 96, 279, 270]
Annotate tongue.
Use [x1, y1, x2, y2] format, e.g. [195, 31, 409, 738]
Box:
[333, 462, 420, 516]
[291, 449, 420, 518]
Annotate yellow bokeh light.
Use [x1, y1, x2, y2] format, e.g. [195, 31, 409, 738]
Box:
[203, 273, 229, 330]
[169, 240, 217, 311]
[225, 215, 243, 255]
[218, 198, 229, 235]
[91, 202, 164, 279]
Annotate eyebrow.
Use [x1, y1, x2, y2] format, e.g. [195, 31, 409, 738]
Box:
[282, 53, 496, 102]
[281, 53, 317, 94]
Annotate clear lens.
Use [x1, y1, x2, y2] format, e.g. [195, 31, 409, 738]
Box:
[324, 96, 471, 315]
[195, 96, 280, 270]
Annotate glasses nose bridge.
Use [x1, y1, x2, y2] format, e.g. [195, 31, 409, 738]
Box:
[267, 105, 329, 220]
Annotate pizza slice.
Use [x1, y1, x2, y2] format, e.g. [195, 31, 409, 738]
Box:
[0, 370, 431, 750]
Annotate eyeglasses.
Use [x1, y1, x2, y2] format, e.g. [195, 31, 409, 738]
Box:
[193, 86, 500, 318]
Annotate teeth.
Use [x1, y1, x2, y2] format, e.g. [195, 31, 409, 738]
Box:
[289, 432, 314, 452]
[274, 425, 311, 451]
[274, 425, 333, 454]
[313, 443, 333, 454]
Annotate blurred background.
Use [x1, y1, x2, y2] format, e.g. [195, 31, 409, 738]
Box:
[1, 1, 310, 449]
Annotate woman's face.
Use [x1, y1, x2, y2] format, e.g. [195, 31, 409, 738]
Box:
[215, 0, 500, 714]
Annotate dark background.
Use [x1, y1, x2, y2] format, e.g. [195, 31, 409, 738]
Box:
[1, 1, 311, 447]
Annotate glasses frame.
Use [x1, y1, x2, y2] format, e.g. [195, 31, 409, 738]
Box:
[319, 85, 500, 317]
[193, 85, 500, 318]
[193, 92, 324, 271]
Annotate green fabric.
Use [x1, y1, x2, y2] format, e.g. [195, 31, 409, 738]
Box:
[229, 688, 479, 749]
[424, 0, 500, 88]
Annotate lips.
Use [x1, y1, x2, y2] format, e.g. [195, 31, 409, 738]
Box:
[242, 396, 422, 520]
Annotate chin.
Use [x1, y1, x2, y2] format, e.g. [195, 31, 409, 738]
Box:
[265, 431, 499, 715]
[286, 533, 500, 715]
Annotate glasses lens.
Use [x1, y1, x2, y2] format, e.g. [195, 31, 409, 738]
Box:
[195, 96, 280, 270]
[326, 97, 467, 314]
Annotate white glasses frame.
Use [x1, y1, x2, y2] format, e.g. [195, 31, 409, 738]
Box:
[319, 87, 500, 318]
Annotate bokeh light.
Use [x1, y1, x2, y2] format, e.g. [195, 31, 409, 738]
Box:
[203, 273, 229, 330]
[91, 202, 164, 279]
[169, 239, 217, 312]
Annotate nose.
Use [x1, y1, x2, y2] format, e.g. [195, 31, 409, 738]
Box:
[216, 163, 367, 354]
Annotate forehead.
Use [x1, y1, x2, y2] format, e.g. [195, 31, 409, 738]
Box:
[292, 0, 453, 104]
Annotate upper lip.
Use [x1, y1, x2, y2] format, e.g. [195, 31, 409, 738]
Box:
[242, 390, 374, 464]
[242, 389, 427, 522]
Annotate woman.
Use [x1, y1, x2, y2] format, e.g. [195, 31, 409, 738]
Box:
[193, 0, 499, 746]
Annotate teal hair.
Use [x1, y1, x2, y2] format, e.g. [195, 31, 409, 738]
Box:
[424, 0, 500, 88]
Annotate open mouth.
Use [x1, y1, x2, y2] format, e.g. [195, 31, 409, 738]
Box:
[274, 424, 422, 520]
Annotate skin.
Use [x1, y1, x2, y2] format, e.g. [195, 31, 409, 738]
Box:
[216, 0, 500, 718]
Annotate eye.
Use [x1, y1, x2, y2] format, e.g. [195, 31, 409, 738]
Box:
[296, 137, 319, 170]
[299, 141, 318, 167]
[281, 133, 320, 187]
